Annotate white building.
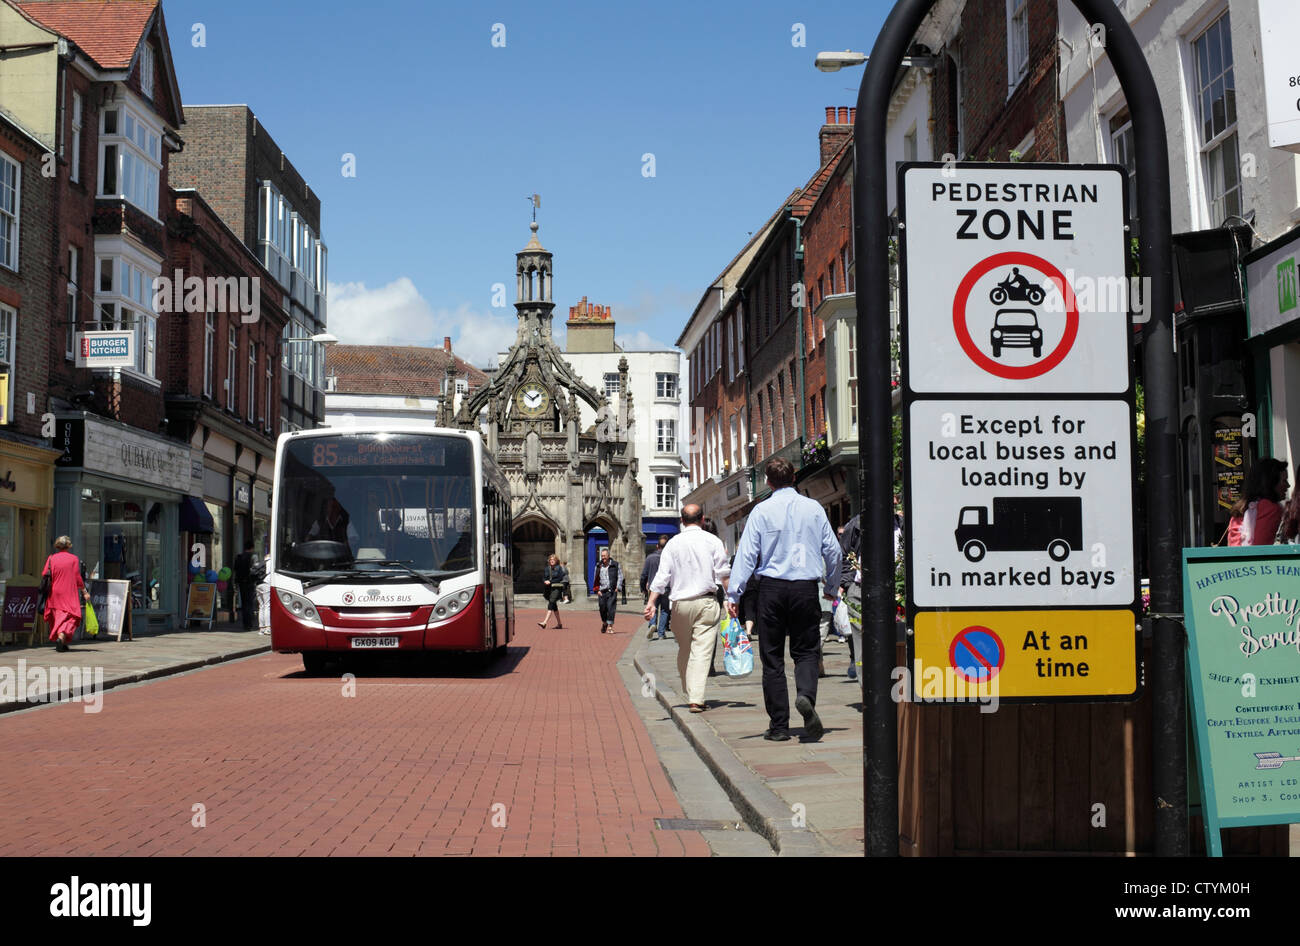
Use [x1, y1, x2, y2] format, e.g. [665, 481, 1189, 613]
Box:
[1058, 0, 1297, 543]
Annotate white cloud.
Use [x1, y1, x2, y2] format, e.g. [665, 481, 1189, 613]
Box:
[615, 330, 675, 351]
[326, 278, 515, 369]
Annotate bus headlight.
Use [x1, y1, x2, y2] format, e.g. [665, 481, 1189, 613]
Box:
[431, 589, 474, 622]
[276, 589, 322, 627]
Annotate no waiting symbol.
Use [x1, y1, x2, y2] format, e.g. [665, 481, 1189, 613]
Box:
[948, 625, 1005, 683]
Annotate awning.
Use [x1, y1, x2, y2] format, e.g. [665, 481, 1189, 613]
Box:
[180, 496, 215, 533]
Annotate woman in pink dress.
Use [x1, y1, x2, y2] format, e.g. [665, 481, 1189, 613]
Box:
[42, 536, 89, 652]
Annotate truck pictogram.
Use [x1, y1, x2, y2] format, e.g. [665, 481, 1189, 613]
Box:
[955, 496, 1083, 563]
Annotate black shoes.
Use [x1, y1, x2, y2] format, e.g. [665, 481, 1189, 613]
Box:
[796, 695, 824, 741]
[764, 729, 791, 741]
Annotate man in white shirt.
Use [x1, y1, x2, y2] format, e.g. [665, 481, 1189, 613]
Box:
[644, 503, 730, 713]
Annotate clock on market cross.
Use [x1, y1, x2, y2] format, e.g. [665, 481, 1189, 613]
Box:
[514, 383, 550, 417]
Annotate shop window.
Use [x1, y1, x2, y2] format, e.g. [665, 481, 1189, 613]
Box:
[205, 502, 225, 578]
[80, 488, 103, 579]
[0, 505, 14, 582]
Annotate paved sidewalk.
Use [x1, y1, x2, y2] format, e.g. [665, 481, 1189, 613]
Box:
[634, 622, 865, 856]
[0, 621, 270, 712]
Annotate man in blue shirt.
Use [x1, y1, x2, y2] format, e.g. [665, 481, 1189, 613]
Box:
[727, 457, 841, 741]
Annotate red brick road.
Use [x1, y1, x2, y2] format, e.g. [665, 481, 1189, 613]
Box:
[0, 608, 710, 856]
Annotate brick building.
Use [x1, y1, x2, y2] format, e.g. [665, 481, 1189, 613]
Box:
[168, 105, 329, 433]
[929, 0, 1066, 163]
[324, 341, 489, 426]
[164, 187, 289, 576]
[730, 115, 851, 528]
[802, 109, 858, 526]
[679, 206, 781, 552]
[3, 0, 199, 627]
[0, 109, 61, 581]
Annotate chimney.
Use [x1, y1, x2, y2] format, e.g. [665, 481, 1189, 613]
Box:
[443, 337, 452, 352]
[820, 106, 852, 166]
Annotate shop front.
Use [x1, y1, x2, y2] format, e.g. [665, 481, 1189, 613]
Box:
[52, 415, 190, 630]
[1245, 225, 1300, 477]
[0, 434, 60, 593]
[253, 482, 271, 556]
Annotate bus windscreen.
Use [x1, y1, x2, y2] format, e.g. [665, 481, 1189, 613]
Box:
[276, 434, 476, 577]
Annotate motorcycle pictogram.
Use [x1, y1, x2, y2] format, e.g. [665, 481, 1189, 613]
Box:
[989, 267, 1046, 306]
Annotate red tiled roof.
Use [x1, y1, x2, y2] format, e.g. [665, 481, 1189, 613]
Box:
[326, 345, 489, 397]
[791, 134, 852, 218]
[14, 1, 157, 69]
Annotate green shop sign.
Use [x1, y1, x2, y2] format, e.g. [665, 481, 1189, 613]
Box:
[1183, 546, 1300, 856]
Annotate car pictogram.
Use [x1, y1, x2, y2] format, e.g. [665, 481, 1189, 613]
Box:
[991, 308, 1043, 358]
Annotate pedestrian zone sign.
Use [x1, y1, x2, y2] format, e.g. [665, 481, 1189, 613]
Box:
[902, 165, 1129, 394]
[899, 163, 1140, 703]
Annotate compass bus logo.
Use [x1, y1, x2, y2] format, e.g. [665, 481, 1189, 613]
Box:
[342, 591, 355, 604]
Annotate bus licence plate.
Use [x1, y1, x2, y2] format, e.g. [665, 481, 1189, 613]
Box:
[351, 636, 399, 649]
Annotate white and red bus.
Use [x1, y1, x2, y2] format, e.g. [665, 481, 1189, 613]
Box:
[269, 424, 513, 672]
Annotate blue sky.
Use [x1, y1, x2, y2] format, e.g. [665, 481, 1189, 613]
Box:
[164, 0, 891, 367]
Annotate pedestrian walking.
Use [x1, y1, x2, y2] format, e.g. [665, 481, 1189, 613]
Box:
[838, 512, 862, 683]
[41, 536, 89, 652]
[641, 535, 669, 640]
[233, 539, 259, 631]
[727, 458, 841, 742]
[539, 554, 567, 629]
[257, 552, 271, 634]
[644, 504, 730, 713]
[560, 560, 572, 603]
[1227, 457, 1288, 546]
[591, 547, 623, 634]
[1279, 464, 1300, 544]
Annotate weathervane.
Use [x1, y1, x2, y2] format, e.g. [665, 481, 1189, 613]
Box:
[528, 193, 540, 222]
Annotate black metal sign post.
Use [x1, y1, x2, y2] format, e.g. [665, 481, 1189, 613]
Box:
[854, 0, 1184, 856]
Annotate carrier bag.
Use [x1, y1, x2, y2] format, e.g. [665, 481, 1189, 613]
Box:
[832, 599, 850, 637]
[83, 600, 100, 637]
[721, 616, 754, 678]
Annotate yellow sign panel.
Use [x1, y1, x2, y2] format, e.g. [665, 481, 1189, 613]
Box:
[912, 609, 1139, 701]
[0, 373, 8, 425]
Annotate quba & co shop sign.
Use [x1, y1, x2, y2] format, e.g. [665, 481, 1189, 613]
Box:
[56, 417, 192, 493]
[1184, 546, 1300, 855]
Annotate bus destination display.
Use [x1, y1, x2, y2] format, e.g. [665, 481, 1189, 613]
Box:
[305, 438, 450, 468]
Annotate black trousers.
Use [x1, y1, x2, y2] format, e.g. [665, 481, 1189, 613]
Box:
[598, 591, 618, 624]
[237, 580, 256, 630]
[756, 577, 821, 731]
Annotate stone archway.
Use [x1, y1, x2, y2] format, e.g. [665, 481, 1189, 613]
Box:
[512, 518, 558, 594]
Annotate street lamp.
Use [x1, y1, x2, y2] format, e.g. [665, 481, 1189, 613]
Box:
[284, 332, 338, 346]
[815, 50, 868, 72]
[815, 49, 937, 72]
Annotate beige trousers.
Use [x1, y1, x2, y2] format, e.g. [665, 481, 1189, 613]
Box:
[671, 594, 722, 705]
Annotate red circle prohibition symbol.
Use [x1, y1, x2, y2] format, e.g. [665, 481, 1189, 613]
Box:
[948, 625, 1006, 684]
[952, 250, 1079, 380]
